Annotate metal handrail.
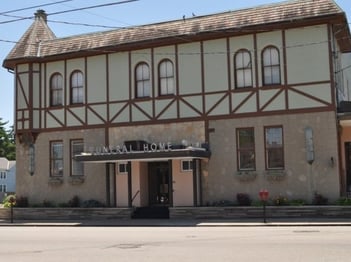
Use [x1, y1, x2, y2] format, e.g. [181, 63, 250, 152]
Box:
[131, 190, 140, 203]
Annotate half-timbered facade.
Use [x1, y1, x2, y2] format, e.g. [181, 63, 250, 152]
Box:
[3, 0, 351, 209]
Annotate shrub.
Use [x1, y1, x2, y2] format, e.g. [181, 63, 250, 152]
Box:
[336, 197, 351, 206]
[81, 199, 105, 208]
[68, 195, 80, 207]
[312, 193, 328, 205]
[42, 200, 56, 207]
[289, 199, 306, 206]
[16, 196, 29, 207]
[236, 193, 252, 206]
[272, 195, 289, 206]
[2, 194, 16, 208]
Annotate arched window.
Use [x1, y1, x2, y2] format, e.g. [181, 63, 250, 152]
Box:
[262, 46, 281, 85]
[234, 50, 252, 88]
[50, 73, 63, 106]
[159, 59, 174, 95]
[70, 70, 84, 104]
[135, 62, 150, 98]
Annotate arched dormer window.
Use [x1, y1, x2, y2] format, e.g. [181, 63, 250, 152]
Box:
[50, 73, 63, 106]
[159, 59, 174, 95]
[70, 70, 84, 104]
[234, 49, 253, 88]
[135, 62, 150, 98]
[262, 46, 281, 85]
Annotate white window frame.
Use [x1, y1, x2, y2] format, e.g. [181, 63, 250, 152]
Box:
[181, 160, 193, 172]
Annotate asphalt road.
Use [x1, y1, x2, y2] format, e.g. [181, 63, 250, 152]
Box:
[1, 226, 350, 261]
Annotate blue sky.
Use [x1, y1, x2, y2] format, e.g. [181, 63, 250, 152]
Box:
[0, 0, 350, 128]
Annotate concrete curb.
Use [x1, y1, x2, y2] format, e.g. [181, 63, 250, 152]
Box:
[1, 219, 351, 227]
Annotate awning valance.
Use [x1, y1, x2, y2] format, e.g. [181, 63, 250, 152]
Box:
[74, 147, 211, 163]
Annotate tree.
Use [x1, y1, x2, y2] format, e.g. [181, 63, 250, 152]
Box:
[0, 118, 15, 160]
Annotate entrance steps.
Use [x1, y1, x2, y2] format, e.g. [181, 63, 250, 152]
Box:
[132, 206, 169, 219]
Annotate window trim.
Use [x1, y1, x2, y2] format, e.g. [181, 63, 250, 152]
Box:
[234, 49, 253, 89]
[264, 125, 284, 170]
[118, 162, 128, 174]
[50, 73, 63, 107]
[181, 160, 193, 172]
[262, 46, 281, 86]
[135, 62, 151, 98]
[158, 59, 175, 96]
[70, 139, 84, 176]
[50, 140, 64, 177]
[236, 127, 256, 171]
[70, 70, 84, 105]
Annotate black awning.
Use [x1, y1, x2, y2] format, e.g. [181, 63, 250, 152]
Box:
[75, 148, 211, 163]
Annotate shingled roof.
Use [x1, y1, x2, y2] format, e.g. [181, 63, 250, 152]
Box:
[3, 0, 351, 70]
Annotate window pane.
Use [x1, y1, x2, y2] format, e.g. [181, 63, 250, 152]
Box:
[159, 60, 174, 95]
[237, 71, 245, 88]
[51, 142, 63, 176]
[235, 51, 252, 88]
[51, 74, 63, 106]
[237, 128, 255, 170]
[265, 127, 284, 169]
[71, 140, 84, 176]
[239, 150, 255, 170]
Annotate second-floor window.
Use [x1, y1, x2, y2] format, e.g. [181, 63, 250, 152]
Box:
[70, 71, 84, 104]
[50, 141, 63, 177]
[0, 171, 6, 179]
[236, 128, 255, 170]
[159, 59, 174, 95]
[262, 46, 281, 85]
[265, 126, 284, 169]
[234, 50, 252, 88]
[135, 62, 151, 98]
[50, 73, 63, 106]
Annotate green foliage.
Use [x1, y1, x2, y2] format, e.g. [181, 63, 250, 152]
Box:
[289, 199, 306, 206]
[312, 193, 328, 205]
[2, 194, 16, 208]
[0, 118, 15, 160]
[336, 197, 351, 206]
[272, 195, 289, 206]
[81, 199, 105, 208]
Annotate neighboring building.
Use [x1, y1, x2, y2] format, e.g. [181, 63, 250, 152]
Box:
[3, 0, 351, 209]
[0, 158, 16, 200]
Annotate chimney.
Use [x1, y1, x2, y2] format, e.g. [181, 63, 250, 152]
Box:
[34, 9, 47, 23]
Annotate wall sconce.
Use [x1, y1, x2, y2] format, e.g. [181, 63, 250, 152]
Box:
[330, 157, 335, 168]
[28, 144, 35, 176]
[304, 127, 314, 165]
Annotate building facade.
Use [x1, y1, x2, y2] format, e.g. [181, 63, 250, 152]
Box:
[0, 158, 16, 200]
[3, 0, 351, 208]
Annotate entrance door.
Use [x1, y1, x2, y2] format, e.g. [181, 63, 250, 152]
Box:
[148, 161, 171, 206]
[345, 142, 351, 193]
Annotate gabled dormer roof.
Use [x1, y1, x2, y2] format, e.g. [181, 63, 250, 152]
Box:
[3, 10, 55, 67]
[3, 0, 351, 70]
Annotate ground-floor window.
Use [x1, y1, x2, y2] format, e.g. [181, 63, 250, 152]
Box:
[0, 184, 6, 192]
[50, 141, 63, 176]
[71, 139, 84, 176]
[264, 126, 284, 169]
[181, 160, 193, 172]
[118, 163, 128, 174]
[236, 127, 255, 170]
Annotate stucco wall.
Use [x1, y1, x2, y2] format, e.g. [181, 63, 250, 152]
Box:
[204, 111, 339, 204]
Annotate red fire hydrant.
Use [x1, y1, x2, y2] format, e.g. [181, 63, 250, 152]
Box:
[259, 189, 269, 223]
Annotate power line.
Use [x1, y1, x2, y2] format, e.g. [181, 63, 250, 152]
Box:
[0, 0, 139, 25]
[48, 0, 139, 16]
[0, 0, 73, 15]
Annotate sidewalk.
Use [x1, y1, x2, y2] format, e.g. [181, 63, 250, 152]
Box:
[1, 217, 351, 227]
